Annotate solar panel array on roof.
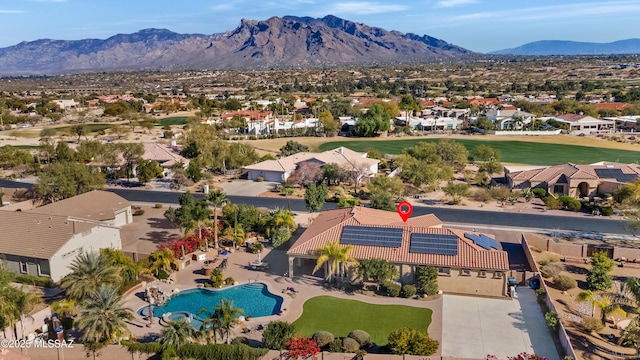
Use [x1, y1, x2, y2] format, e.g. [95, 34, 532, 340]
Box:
[594, 168, 639, 183]
[340, 225, 403, 248]
[409, 233, 458, 256]
[464, 233, 500, 250]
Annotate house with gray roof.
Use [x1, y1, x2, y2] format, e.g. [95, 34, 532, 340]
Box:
[0, 212, 121, 282]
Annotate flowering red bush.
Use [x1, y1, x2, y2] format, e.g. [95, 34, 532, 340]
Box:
[158, 233, 203, 258]
[285, 336, 320, 359]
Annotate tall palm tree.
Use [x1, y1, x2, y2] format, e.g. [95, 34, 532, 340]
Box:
[159, 318, 194, 349]
[61, 252, 121, 302]
[205, 190, 228, 249]
[147, 248, 176, 276]
[199, 299, 244, 344]
[77, 285, 133, 351]
[313, 240, 357, 283]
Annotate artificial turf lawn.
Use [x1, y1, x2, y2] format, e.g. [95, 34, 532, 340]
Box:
[318, 139, 640, 166]
[292, 295, 432, 345]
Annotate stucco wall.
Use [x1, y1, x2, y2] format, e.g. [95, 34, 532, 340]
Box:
[49, 225, 121, 282]
[113, 206, 132, 227]
[437, 268, 506, 297]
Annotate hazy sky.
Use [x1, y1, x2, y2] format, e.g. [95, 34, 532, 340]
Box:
[2, 0, 639, 53]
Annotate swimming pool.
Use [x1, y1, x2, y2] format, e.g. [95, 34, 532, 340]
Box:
[149, 283, 283, 327]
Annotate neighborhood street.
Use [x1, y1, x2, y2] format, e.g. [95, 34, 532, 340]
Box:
[0, 179, 632, 235]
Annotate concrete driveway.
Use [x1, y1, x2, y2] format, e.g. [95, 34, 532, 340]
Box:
[219, 180, 278, 197]
[441, 288, 560, 360]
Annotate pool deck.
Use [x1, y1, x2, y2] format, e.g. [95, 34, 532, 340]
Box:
[123, 247, 443, 353]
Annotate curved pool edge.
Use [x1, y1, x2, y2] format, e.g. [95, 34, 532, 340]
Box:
[136, 281, 287, 324]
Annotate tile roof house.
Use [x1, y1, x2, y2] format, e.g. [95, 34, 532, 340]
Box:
[243, 147, 379, 183]
[505, 162, 640, 198]
[595, 102, 631, 112]
[142, 143, 190, 169]
[29, 190, 133, 227]
[0, 212, 122, 281]
[552, 114, 614, 134]
[287, 207, 510, 297]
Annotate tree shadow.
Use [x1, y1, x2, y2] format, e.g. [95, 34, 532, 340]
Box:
[147, 217, 178, 230]
[565, 264, 588, 274]
[141, 231, 178, 243]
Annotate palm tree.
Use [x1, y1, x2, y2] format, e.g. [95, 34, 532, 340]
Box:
[147, 248, 176, 276]
[313, 240, 358, 283]
[159, 318, 194, 349]
[61, 252, 121, 302]
[183, 201, 213, 247]
[622, 277, 640, 305]
[577, 290, 598, 317]
[205, 190, 228, 249]
[266, 208, 296, 238]
[77, 285, 133, 352]
[222, 226, 246, 247]
[199, 299, 244, 344]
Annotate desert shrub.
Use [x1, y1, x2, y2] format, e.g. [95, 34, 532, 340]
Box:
[558, 195, 574, 204]
[472, 187, 492, 202]
[224, 277, 235, 285]
[400, 284, 417, 298]
[156, 269, 169, 280]
[256, 176, 264, 182]
[249, 135, 257, 140]
[342, 337, 360, 353]
[15, 274, 54, 288]
[538, 256, 559, 266]
[383, 282, 401, 297]
[329, 338, 342, 352]
[581, 317, 604, 332]
[354, 349, 367, 360]
[564, 199, 582, 212]
[348, 330, 370, 347]
[541, 262, 565, 278]
[231, 336, 248, 345]
[535, 288, 547, 304]
[545, 311, 559, 331]
[133, 209, 145, 216]
[154, 203, 163, 208]
[532, 188, 547, 198]
[600, 206, 614, 216]
[312, 331, 335, 348]
[544, 196, 562, 210]
[554, 274, 577, 291]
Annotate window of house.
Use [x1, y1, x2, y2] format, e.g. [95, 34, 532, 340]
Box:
[437, 268, 450, 276]
[553, 185, 564, 194]
[38, 262, 51, 277]
[460, 269, 471, 276]
[478, 270, 487, 278]
[20, 261, 28, 273]
[493, 271, 503, 279]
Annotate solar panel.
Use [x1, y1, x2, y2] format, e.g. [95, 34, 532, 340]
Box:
[409, 233, 458, 255]
[594, 168, 639, 183]
[465, 233, 500, 250]
[340, 225, 403, 248]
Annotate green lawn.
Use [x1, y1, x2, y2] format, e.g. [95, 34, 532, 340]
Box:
[319, 139, 640, 166]
[292, 296, 432, 345]
[156, 117, 187, 126]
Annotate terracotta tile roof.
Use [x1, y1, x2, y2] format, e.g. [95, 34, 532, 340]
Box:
[595, 102, 631, 111]
[30, 190, 130, 222]
[0, 212, 96, 259]
[288, 207, 508, 271]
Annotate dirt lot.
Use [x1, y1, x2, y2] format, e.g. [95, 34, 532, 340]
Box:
[529, 237, 640, 360]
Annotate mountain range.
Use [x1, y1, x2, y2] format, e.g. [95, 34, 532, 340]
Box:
[0, 15, 472, 76]
[491, 39, 640, 55]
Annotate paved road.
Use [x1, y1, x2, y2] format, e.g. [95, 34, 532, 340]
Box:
[0, 178, 632, 235]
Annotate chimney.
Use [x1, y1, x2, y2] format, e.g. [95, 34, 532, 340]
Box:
[339, 147, 343, 155]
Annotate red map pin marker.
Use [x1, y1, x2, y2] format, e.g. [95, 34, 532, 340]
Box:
[397, 201, 413, 223]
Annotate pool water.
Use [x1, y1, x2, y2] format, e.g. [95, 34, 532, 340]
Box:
[151, 283, 282, 327]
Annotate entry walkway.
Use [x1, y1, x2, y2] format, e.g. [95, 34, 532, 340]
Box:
[441, 287, 560, 360]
